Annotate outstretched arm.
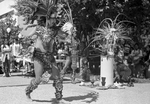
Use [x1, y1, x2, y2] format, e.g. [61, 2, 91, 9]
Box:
[25, 24, 37, 30]
[24, 26, 37, 38]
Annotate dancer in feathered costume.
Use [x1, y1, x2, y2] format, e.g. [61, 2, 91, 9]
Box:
[14, 0, 75, 102]
[22, 16, 64, 101]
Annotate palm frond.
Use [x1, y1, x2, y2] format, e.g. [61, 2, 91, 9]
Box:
[99, 18, 113, 28]
[113, 13, 133, 25]
[66, 2, 73, 24]
[12, 0, 58, 25]
[88, 13, 134, 56]
[116, 20, 135, 27]
[61, 1, 73, 25]
[104, 21, 111, 30]
[117, 35, 131, 40]
[38, 0, 55, 15]
[12, 0, 39, 15]
[95, 47, 104, 52]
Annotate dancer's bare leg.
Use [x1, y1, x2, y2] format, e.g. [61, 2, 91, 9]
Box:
[61, 56, 71, 78]
[25, 60, 43, 100]
[51, 62, 63, 100]
[51, 62, 71, 103]
[51, 62, 60, 79]
[72, 68, 77, 84]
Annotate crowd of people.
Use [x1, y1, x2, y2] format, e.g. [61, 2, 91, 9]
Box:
[114, 42, 150, 85]
[0, 38, 35, 77]
[0, 37, 150, 86]
[1, 39, 23, 77]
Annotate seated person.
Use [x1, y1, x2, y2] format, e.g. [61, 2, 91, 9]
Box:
[114, 50, 134, 87]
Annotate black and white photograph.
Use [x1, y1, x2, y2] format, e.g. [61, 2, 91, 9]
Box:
[0, 0, 150, 104]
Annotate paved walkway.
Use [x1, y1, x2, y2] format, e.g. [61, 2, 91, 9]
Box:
[0, 73, 150, 104]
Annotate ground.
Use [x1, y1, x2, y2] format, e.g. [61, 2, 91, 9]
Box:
[0, 72, 150, 104]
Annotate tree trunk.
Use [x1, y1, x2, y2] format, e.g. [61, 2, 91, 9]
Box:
[147, 65, 150, 78]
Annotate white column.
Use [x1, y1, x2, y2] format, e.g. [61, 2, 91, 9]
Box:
[100, 55, 114, 87]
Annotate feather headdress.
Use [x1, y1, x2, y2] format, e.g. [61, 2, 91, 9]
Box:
[89, 13, 134, 55]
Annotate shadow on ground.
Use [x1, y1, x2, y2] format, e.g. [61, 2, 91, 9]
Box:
[33, 91, 99, 104]
[63, 91, 99, 103]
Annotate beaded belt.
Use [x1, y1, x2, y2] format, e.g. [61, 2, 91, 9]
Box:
[33, 48, 55, 71]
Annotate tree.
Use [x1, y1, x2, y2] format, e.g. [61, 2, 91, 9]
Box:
[0, 15, 21, 45]
[66, 0, 150, 48]
[12, 0, 71, 27]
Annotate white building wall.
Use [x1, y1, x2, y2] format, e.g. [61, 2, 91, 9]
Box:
[0, 0, 18, 26]
[0, 0, 36, 36]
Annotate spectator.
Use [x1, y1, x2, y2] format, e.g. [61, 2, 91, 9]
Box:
[79, 56, 90, 86]
[60, 43, 71, 78]
[114, 49, 133, 86]
[1, 41, 11, 77]
[23, 41, 34, 74]
[10, 38, 23, 71]
[79, 42, 90, 86]
[130, 44, 143, 77]
[124, 44, 131, 56]
[143, 45, 150, 78]
[23, 41, 34, 57]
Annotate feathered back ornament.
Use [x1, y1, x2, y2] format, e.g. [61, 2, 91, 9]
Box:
[61, 22, 73, 35]
[61, 2, 74, 35]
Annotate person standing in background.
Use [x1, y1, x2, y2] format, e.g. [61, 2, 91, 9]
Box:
[60, 43, 71, 78]
[1, 40, 11, 77]
[23, 41, 35, 74]
[70, 29, 80, 84]
[143, 45, 150, 78]
[10, 38, 23, 71]
[130, 44, 143, 78]
[79, 41, 90, 86]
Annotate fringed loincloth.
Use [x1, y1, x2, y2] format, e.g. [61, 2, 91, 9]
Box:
[33, 48, 55, 72]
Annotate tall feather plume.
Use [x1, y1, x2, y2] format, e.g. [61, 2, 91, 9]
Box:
[87, 13, 134, 55]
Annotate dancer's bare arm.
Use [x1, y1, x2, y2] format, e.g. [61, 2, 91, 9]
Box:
[26, 27, 37, 38]
[25, 24, 37, 30]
